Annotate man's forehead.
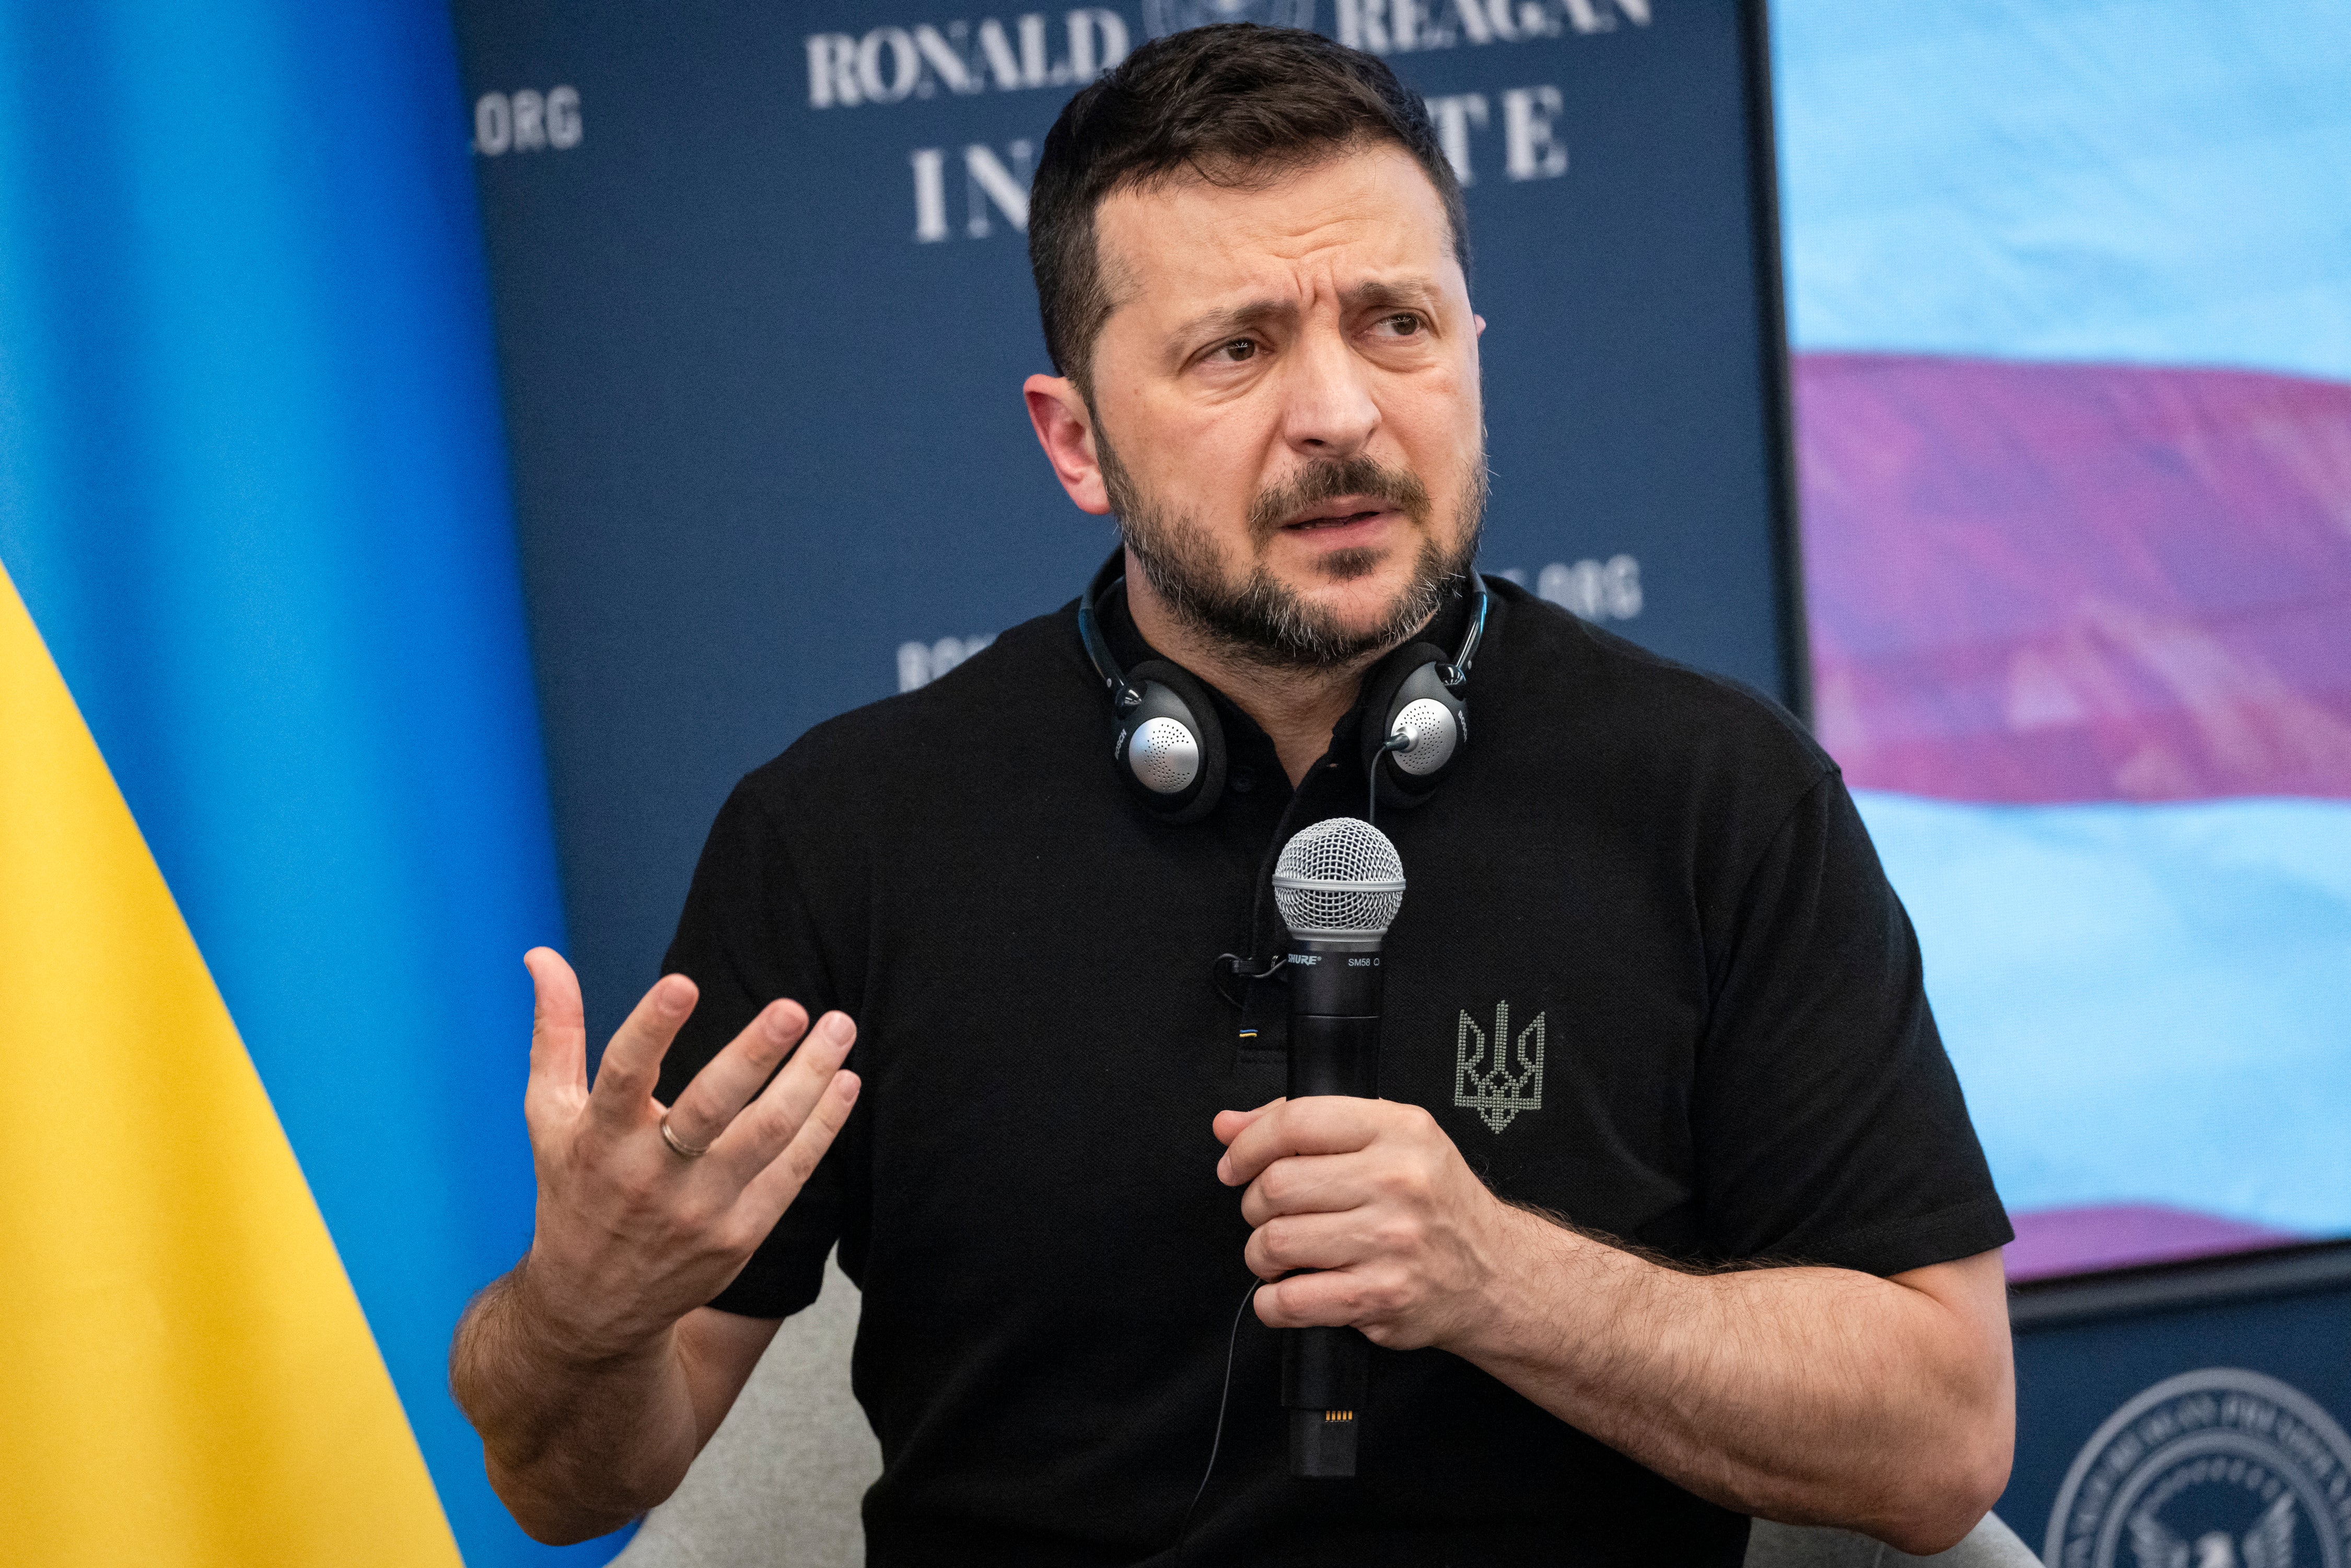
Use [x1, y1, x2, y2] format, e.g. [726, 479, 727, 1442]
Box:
[1092, 144, 1459, 319]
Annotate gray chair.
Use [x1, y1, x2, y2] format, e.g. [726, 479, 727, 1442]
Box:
[1748, 1516, 2038, 1567]
[615, 1263, 2039, 1568]
[614, 1258, 878, 1568]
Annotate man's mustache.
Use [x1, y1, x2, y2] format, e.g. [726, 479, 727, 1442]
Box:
[1246, 457, 1433, 544]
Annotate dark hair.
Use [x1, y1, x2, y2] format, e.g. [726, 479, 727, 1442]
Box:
[1027, 23, 1469, 393]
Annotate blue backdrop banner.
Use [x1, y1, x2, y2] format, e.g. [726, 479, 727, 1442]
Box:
[451, 0, 1806, 1048]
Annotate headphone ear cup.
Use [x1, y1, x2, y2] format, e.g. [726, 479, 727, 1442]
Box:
[1359, 645, 1468, 811]
[1115, 659, 1228, 824]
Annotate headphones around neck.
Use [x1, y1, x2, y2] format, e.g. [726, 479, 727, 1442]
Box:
[1075, 555, 1489, 824]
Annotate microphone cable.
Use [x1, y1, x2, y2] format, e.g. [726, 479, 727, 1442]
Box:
[1176, 1277, 1264, 1550]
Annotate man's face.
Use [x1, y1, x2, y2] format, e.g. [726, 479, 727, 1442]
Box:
[1040, 142, 1486, 668]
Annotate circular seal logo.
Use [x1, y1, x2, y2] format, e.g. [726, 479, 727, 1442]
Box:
[2045, 1368, 2351, 1568]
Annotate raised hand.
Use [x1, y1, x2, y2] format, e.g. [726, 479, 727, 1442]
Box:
[514, 947, 860, 1359]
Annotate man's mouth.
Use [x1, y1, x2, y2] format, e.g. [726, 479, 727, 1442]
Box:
[1281, 497, 1395, 532]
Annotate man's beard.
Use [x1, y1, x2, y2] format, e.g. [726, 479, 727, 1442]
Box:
[1099, 434, 1487, 671]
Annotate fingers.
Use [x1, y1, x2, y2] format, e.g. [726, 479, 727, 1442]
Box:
[1237, 1148, 1384, 1227]
[1253, 1269, 1368, 1331]
[1244, 1210, 1372, 1281]
[736, 1058, 862, 1223]
[525, 948, 588, 1108]
[1217, 1095, 1388, 1187]
[661, 998, 811, 1152]
[720, 1012, 857, 1179]
[586, 971, 700, 1129]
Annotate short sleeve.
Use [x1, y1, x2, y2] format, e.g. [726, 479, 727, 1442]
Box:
[1691, 771, 2012, 1277]
[656, 782, 852, 1318]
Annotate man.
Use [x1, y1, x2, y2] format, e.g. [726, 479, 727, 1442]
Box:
[452, 24, 2015, 1565]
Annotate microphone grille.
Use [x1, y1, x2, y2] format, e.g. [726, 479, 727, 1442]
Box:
[1272, 817, 1406, 937]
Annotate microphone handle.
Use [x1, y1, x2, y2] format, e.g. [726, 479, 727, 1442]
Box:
[1282, 944, 1382, 1479]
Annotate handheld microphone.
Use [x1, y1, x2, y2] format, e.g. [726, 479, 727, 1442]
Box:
[1268, 816, 1406, 1480]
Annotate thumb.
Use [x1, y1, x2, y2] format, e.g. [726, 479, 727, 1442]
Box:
[1213, 1097, 1284, 1147]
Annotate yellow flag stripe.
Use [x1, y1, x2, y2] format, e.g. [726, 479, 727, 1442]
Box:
[0, 561, 463, 1566]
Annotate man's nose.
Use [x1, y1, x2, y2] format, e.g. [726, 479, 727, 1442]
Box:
[1278, 329, 1381, 459]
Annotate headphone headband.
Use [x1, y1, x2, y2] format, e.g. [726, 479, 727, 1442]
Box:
[1437, 586, 1488, 687]
[1075, 556, 1140, 714]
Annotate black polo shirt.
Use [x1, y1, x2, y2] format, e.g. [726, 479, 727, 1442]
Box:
[655, 577, 2011, 1567]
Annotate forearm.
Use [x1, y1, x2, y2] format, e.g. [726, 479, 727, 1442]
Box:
[449, 1259, 703, 1544]
[1456, 1211, 2011, 1553]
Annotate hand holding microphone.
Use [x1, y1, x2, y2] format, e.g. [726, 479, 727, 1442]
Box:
[1214, 817, 1523, 1478]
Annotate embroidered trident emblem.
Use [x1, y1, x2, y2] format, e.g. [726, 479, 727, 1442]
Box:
[1453, 1002, 1545, 1134]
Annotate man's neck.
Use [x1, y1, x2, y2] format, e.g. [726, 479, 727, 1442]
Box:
[1121, 549, 1412, 788]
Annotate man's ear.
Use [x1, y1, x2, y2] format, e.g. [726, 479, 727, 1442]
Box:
[1024, 374, 1112, 516]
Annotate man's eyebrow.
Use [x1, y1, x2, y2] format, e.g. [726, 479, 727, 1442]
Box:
[1164, 278, 1444, 354]
[1169, 297, 1297, 349]
[1343, 276, 1442, 313]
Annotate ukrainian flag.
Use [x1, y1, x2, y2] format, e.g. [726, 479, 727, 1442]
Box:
[0, 4, 610, 1563]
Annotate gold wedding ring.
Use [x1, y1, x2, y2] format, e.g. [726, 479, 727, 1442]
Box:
[659, 1116, 712, 1159]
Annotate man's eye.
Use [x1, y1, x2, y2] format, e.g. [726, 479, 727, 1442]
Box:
[1213, 338, 1257, 363]
[1380, 312, 1424, 336]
